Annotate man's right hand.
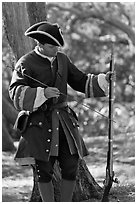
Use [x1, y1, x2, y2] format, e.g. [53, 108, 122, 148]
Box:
[44, 87, 60, 99]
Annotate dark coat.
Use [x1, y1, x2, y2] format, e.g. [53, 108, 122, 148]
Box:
[9, 51, 106, 165]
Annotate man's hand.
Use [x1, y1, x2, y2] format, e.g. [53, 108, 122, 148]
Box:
[105, 71, 116, 82]
[44, 87, 60, 99]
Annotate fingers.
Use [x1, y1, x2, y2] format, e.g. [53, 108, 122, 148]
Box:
[44, 87, 60, 98]
[105, 71, 116, 82]
[51, 87, 60, 96]
[110, 71, 116, 80]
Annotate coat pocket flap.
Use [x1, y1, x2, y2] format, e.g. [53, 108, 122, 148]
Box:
[14, 111, 30, 133]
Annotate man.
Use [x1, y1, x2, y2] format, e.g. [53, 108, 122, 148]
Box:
[9, 21, 112, 202]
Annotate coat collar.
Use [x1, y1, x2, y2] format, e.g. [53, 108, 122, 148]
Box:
[34, 46, 55, 62]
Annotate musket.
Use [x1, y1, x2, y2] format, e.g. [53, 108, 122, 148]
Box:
[101, 42, 119, 202]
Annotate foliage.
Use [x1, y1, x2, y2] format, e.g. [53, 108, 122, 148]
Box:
[2, 2, 135, 138]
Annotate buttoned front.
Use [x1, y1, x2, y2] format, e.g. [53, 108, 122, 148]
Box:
[39, 122, 43, 126]
[12, 51, 91, 165]
[49, 109, 60, 156]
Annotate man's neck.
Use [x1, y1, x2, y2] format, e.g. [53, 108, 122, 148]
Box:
[34, 46, 55, 62]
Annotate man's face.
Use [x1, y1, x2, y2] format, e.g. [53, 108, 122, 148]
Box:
[40, 43, 59, 57]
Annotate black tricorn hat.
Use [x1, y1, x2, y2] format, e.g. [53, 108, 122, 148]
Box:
[25, 21, 64, 46]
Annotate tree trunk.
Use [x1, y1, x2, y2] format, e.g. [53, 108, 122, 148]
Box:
[2, 115, 16, 152]
[26, 2, 47, 26]
[2, 2, 103, 202]
[2, 95, 18, 125]
[2, 2, 32, 59]
[2, 95, 18, 151]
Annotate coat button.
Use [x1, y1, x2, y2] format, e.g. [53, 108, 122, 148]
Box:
[56, 127, 59, 131]
[48, 129, 52, 132]
[45, 149, 49, 152]
[55, 144, 58, 147]
[39, 122, 42, 126]
[57, 111, 59, 114]
[47, 139, 50, 142]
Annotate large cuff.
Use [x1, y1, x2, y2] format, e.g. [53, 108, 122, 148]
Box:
[14, 85, 47, 112]
[33, 87, 47, 111]
[85, 74, 94, 98]
[85, 73, 108, 98]
[98, 73, 109, 96]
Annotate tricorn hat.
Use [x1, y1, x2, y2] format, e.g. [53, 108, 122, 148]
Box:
[25, 21, 64, 46]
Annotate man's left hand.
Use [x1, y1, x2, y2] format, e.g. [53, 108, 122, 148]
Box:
[105, 71, 116, 82]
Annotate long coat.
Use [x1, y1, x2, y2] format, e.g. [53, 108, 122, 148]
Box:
[9, 50, 107, 165]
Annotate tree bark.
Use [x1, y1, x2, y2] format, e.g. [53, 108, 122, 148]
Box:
[2, 95, 18, 151]
[2, 95, 18, 125]
[26, 2, 47, 26]
[2, 114, 16, 152]
[2, 2, 32, 59]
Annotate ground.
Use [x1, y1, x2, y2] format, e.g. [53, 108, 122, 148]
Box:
[2, 133, 135, 202]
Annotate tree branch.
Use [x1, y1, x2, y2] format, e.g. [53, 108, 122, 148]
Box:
[47, 3, 135, 45]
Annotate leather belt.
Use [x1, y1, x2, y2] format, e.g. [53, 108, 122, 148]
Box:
[51, 102, 68, 109]
[39, 101, 68, 112]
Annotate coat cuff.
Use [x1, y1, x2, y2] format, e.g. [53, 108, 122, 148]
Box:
[33, 87, 47, 111]
[85, 74, 94, 98]
[97, 73, 109, 96]
[85, 73, 108, 98]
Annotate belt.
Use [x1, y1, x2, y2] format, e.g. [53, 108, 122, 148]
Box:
[51, 102, 68, 110]
[39, 101, 68, 112]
